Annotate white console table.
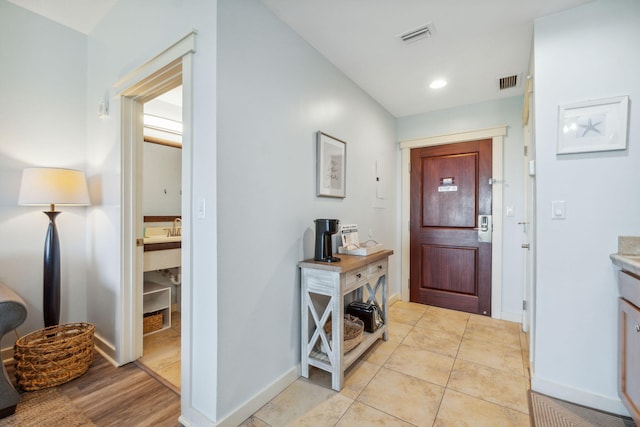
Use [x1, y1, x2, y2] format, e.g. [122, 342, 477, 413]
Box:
[299, 249, 393, 391]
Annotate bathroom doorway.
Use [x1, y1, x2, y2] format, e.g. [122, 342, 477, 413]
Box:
[116, 32, 197, 417]
[137, 86, 183, 392]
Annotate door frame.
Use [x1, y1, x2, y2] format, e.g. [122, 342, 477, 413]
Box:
[114, 31, 196, 415]
[522, 75, 537, 360]
[399, 126, 507, 319]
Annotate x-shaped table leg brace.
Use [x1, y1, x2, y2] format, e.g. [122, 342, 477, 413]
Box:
[306, 295, 335, 366]
[365, 276, 385, 319]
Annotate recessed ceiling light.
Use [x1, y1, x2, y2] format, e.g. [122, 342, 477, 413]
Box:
[429, 79, 447, 89]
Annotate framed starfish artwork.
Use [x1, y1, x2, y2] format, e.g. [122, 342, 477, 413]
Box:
[557, 96, 629, 154]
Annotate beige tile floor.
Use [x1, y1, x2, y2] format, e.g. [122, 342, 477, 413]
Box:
[138, 310, 181, 392]
[242, 301, 531, 427]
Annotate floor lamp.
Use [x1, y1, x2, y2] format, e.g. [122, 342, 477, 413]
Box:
[18, 168, 90, 327]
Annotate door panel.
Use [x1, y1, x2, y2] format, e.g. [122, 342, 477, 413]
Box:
[410, 140, 492, 315]
[421, 244, 476, 294]
[423, 154, 477, 227]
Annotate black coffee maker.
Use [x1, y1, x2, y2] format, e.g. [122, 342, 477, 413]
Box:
[314, 219, 340, 262]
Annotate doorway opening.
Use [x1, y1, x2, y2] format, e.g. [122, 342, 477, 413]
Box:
[115, 34, 196, 413]
[137, 85, 183, 391]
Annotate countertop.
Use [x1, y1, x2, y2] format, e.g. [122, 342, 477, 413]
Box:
[610, 236, 640, 276]
[144, 242, 181, 252]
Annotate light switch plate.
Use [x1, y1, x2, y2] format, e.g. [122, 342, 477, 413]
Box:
[551, 200, 566, 219]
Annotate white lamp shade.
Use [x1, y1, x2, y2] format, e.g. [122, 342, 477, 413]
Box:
[18, 168, 90, 207]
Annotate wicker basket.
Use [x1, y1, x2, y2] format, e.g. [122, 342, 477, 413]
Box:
[14, 322, 95, 391]
[321, 314, 364, 353]
[143, 311, 164, 334]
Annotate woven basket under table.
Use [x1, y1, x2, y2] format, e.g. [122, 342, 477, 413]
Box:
[14, 322, 95, 391]
[322, 314, 364, 353]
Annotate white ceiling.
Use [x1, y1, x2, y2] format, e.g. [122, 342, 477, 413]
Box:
[8, 0, 117, 34]
[10, 0, 594, 117]
[260, 0, 595, 117]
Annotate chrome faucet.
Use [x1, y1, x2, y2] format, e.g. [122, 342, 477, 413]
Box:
[168, 218, 182, 237]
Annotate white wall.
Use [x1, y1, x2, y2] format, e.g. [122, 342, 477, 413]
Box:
[142, 143, 181, 216]
[397, 96, 526, 320]
[532, 0, 640, 414]
[0, 1, 88, 348]
[85, 1, 218, 424]
[217, 0, 397, 420]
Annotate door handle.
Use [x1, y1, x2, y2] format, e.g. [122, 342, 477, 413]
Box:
[473, 218, 489, 232]
[476, 215, 492, 243]
[136, 238, 144, 247]
[521, 243, 530, 249]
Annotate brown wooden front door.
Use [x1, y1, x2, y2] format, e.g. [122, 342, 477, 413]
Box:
[410, 139, 492, 315]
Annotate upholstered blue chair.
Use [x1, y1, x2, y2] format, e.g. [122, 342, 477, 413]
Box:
[0, 282, 27, 418]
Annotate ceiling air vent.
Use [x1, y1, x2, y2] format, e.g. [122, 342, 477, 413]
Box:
[399, 23, 436, 44]
[498, 74, 520, 91]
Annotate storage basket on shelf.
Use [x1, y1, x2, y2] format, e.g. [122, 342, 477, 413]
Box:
[14, 322, 95, 391]
[143, 311, 164, 334]
[320, 314, 364, 354]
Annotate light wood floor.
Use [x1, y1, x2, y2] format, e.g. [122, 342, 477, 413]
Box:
[59, 355, 181, 426]
[4, 312, 182, 426]
[5, 353, 181, 426]
[138, 310, 181, 393]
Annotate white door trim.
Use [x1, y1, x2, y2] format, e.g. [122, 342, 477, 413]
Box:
[116, 31, 200, 421]
[117, 30, 195, 362]
[522, 119, 532, 333]
[113, 33, 196, 94]
[399, 125, 507, 318]
[120, 95, 144, 363]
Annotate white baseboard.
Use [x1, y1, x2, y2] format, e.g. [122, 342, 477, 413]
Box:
[190, 293, 402, 425]
[531, 374, 629, 416]
[500, 311, 523, 324]
[388, 293, 401, 306]
[94, 332, 119, 367]
[179, 406, 216, 427]
[215, 365, 299, 427]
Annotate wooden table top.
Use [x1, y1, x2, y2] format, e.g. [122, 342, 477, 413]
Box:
[298, 249, 393, 273]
